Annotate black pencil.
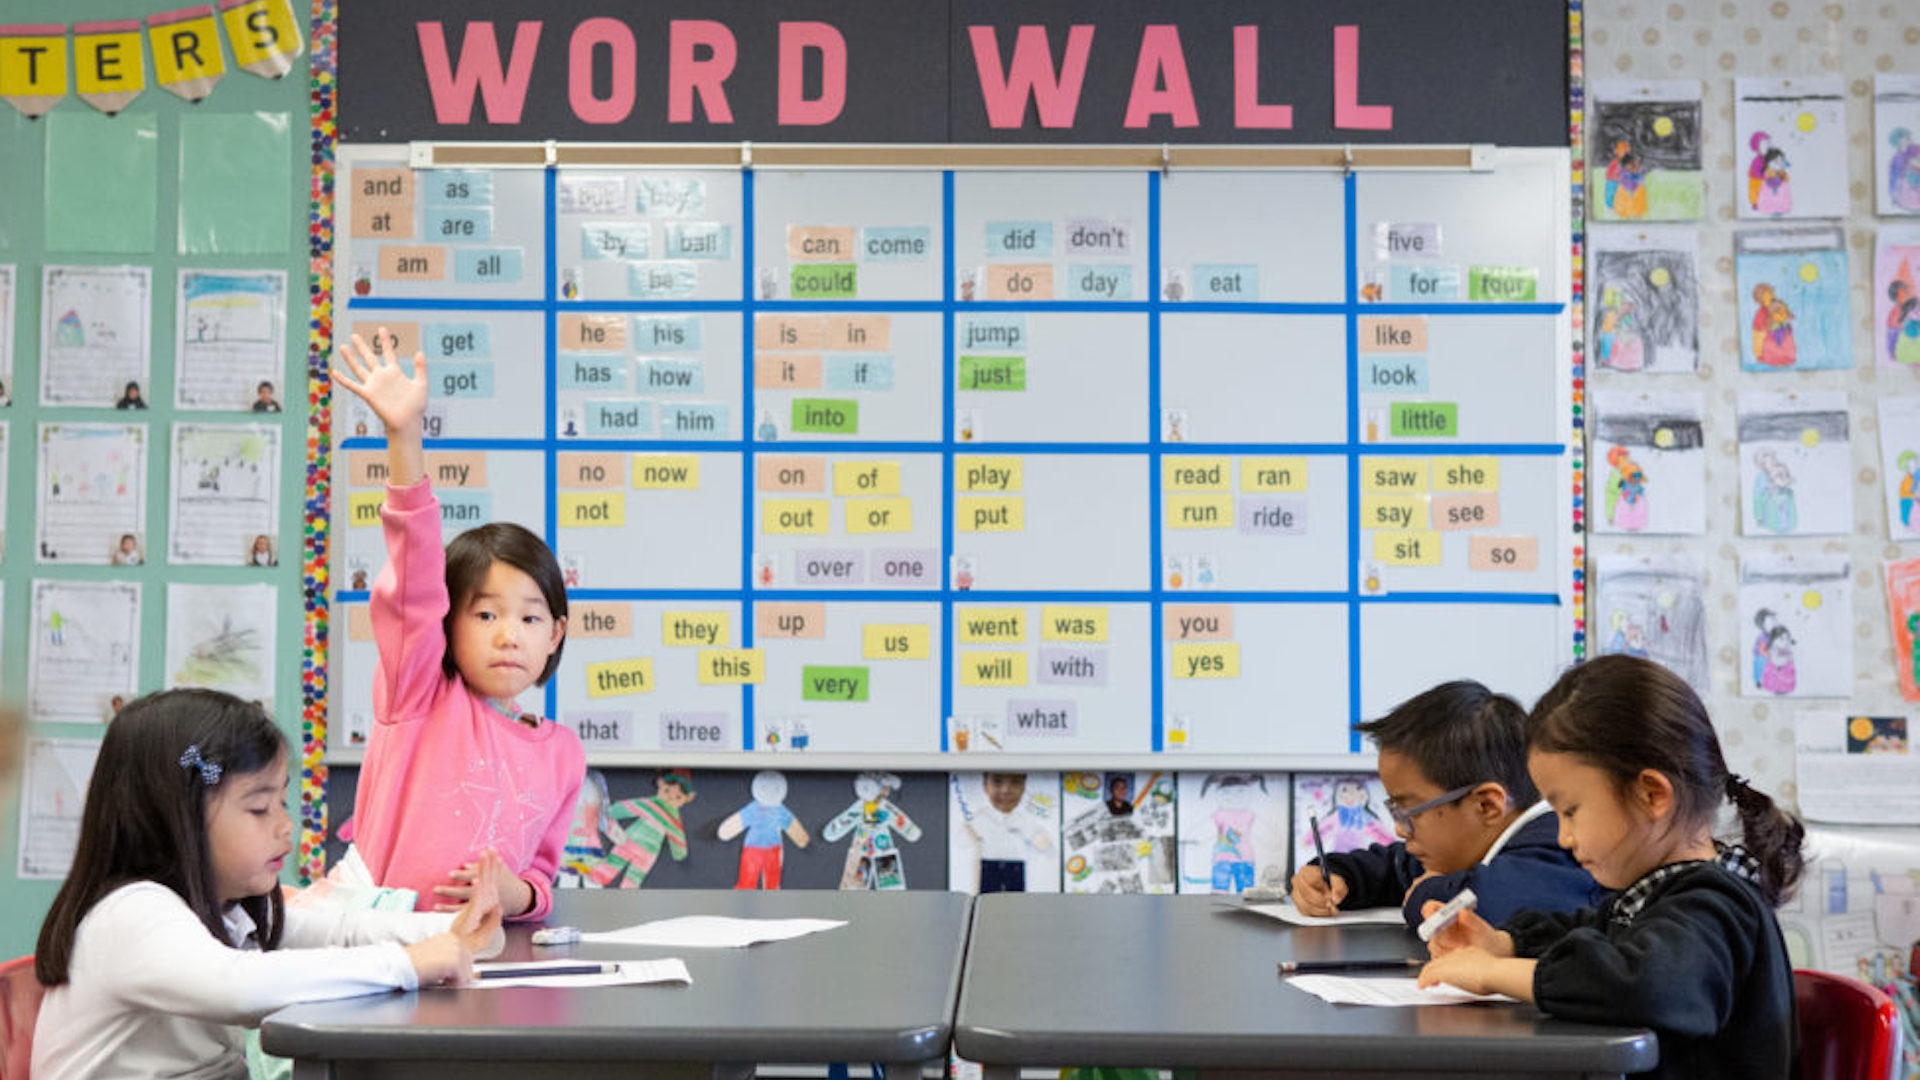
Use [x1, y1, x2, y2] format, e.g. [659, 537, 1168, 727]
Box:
[1277, 958, 1423, 975]
[476, 962, 616, 980]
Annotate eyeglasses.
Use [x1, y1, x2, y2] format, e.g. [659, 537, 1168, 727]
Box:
[1383, 784, 1478, 833]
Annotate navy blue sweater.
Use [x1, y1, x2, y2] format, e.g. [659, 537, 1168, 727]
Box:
[1314, 810, 1609, 930]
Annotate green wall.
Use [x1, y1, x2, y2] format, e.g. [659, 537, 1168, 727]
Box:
[0, 2, 312, 959]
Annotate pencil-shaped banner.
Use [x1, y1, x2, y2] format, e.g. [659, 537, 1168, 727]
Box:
[219, 0, 301, 80]
[73, 20, 145, 116]
[148, 5, 224, 104]
[0, 24, 68, 118]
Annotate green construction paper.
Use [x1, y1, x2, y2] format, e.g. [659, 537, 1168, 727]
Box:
[179, 111, 292, 255]
[791, 397, 858, 434]
[790, 263, 856, 299]
[1390, 402, 1458, 438]
[1467, 265, 1539, 301]
[44, 111, 157, 254]
[801, 665, 870, 702]
[959, 355, 1026, 391]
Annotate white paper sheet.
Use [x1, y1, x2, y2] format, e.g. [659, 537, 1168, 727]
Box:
[165, 582, 277, 701]
[36, 422, 149, 564]
[464, 958, 692, 989]
[167, 423, 281, 565]
[18, 737, 100, 879]
[1233, 902, 1407, 928]
[40, 265, 152, 407]
[1285, 975, 1515, 1007]
[29, 579, 141, 723]
[1738, 551, 1853, 699]
[175, 269, 288, 411]
[579, 916, 846, 949]
[1795, 711, 1920, 824]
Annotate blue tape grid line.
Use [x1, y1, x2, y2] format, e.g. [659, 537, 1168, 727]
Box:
[343, 167, 1568, 754]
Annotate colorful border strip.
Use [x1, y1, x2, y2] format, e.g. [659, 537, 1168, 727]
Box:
[299, 0, 338, 885]
[1568, 0, 1588, 662]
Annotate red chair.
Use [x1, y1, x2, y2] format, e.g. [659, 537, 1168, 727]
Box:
[1794, 969, 1901, 1080]
[0, 955, 43, 1080]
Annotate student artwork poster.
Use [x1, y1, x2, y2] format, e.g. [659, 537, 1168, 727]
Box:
[1877, 397, 1920, 542]
[174, 269, 288, 411]
[1794, 712, 1920, 825]
[1779, 825, 1920, 976]
[1588, 80, 1704, 222]
[1887, 558, 1920, 704]
[1587, 226, 1699, 373]
[1872, 229, 1920, 369]
[1589, 391, 1706, 535]
[17, 737, 101, 880]
[39, 265, 153, 408]
[1174, 772, 1290, 896]
[1737, 392, 1851, 538]
[28, 579, 141, 724]
[35, 423, 148, 564]
[168, 423, 281, 565]
[1060, 770, 1175, 894]
[948, 772, 1061, 894]
[1593, 555, 1710, 698]
[1874, 75, 1920, 216]
[1739, 552, 1852, 700]
[1735, 228, 1851, 372]
[1290, 773, 1395, 873]
[1735, 76, 1849, 220]
[163, 583, 277, 703]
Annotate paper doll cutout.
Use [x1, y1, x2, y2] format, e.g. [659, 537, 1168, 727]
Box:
[950, 772, 1059, 894]
[595, 769, 696, 888]
[718, 770, 810, 890]
[558, 769, 612, 887]
[822, 771, 922, 890]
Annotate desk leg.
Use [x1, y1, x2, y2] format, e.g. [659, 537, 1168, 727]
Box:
[710, 1062, 756, 1080]
[290, 1062, 334, 1080]
[980, 1066, 1021, 1080]
[886, 1057, 935, 1080]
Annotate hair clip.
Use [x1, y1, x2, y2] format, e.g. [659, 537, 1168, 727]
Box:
[178, 744, 223, 786]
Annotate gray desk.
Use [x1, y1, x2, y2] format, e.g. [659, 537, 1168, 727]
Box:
[261, 889, 972, 1080]
[953, 894, 1657, 1080]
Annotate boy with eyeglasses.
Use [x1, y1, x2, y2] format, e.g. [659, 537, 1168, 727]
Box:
[1291, 680, 1607, 930]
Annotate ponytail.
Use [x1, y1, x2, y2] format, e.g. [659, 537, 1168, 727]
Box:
[1723, 772, 1805, 906]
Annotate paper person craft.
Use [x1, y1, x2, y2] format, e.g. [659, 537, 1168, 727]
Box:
[823, 771, 922, 890]
[558, 768, 613, 887]
[595, 769, 696, 888]
[718, 770, 810, 890]
[949, 772, 1059, 894]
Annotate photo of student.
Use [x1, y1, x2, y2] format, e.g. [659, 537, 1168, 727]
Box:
[109, 533, 143, 566]
[1103, 773, 1134, 817]
[114, 381, 147, 410]
[1419, 656, 1805, 1080]
[248, 534, 278, 567]
[251, 381, 282, 413]
[32, 690, 506, 1079]
[0, 377, 11, 407]
[1292, 681, 1607, 930]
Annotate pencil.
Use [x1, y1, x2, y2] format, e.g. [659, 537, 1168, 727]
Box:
[476, 962, 616, 980]
[1277, 958, 1423, 975]
[1307, 813, 1333, 893]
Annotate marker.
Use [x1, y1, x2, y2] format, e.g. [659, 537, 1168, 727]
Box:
[1307, 813, 1334, 897]
[1417, 887, 1478, 943]
[1278, 958, 1423, 975]
[476, 962, 617, 980]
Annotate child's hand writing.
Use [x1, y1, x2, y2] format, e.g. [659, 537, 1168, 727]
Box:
[404, 932, 476, 987]
[1419, 898, 1512, 958]
[1289, 866, 1348, 915]
[333, 329, 429, 436]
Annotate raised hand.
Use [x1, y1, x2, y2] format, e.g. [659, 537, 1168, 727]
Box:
[333, 328, 428, 486]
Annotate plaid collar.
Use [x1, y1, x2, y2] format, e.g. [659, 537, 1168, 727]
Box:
[1609, 843, 1761, 927]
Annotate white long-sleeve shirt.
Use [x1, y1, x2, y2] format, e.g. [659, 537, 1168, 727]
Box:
[33, 881, 450, 1080]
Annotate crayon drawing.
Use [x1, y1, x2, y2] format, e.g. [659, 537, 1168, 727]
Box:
[1737, 392, 1851, 537]
[1175, 772, 1290, 895]
[1588, 226, 1699, 373]
[1735, 228, 1851, 372]
[1589, 80, 1703, 221]
[1872, 230, 1920, 369]
[1887, 558, 1920, 703]
[1590, 391, 1707, 536]
[1878, 397, 1920, 541]
[1739, 553, 1852, 700]
[1290, 773, 1395, 874]
[1874, 75, 1920, 216]
[1736, 77, 1849, 220]
[1593, 556, 1710, 698]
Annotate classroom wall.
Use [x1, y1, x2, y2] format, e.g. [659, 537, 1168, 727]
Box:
[0, 1, 311, 960]
[1581, 0, 1920, 802]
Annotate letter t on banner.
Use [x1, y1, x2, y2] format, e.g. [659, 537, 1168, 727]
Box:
[0, 24, 69, 119]
[149, 5, 227, 104]
[74, 20, 147, 116]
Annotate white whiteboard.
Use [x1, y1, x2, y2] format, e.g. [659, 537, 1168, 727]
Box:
[326, 146, 1575, 769]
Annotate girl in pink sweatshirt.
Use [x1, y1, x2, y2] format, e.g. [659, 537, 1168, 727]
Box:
[334, 330, 584, 921]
